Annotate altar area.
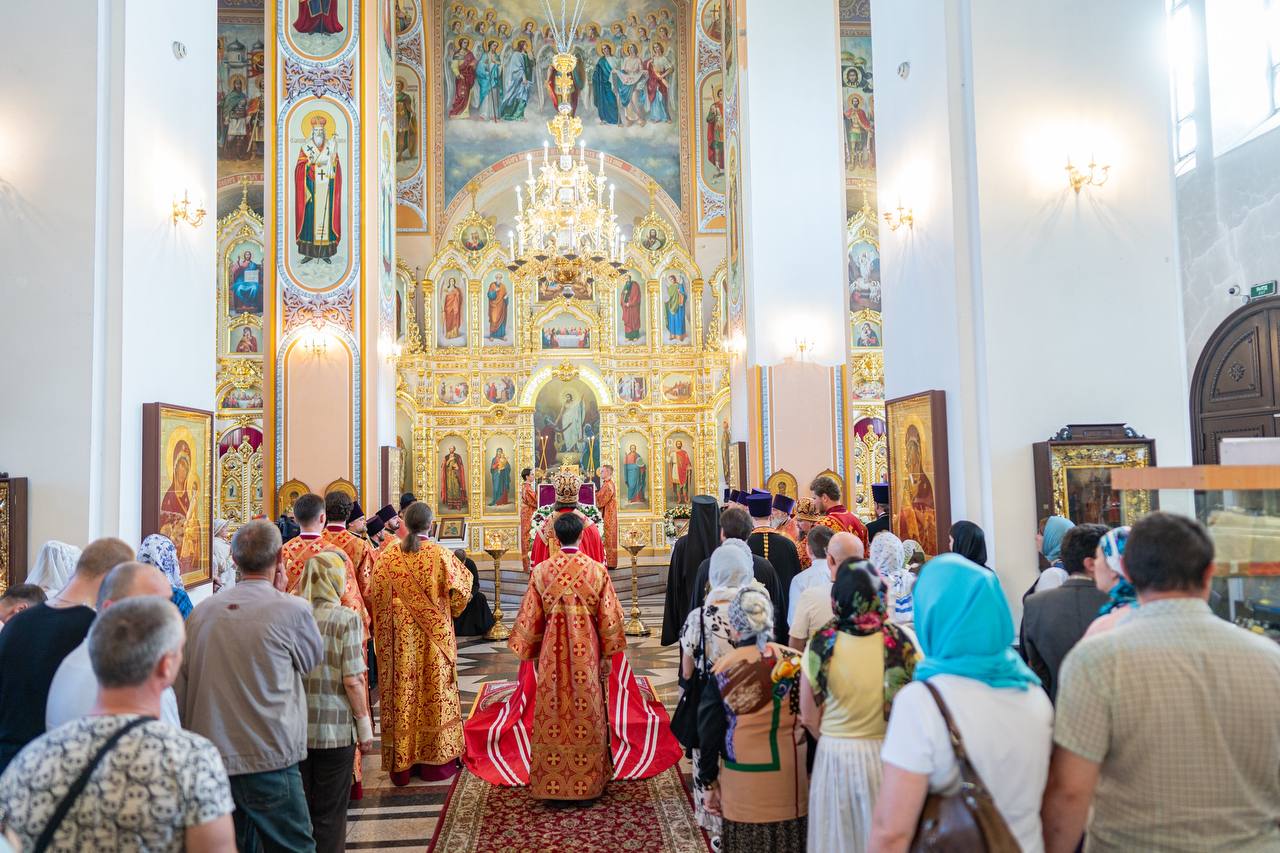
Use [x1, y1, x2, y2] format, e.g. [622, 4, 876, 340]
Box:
[389, 193, 732, 554]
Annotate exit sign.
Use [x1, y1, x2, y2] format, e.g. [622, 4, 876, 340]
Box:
[1251, 281, 1277, 299]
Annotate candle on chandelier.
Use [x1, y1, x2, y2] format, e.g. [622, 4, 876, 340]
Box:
[516, 185, 523, 213]
[579, 140, 585, 165]
[609, 184, 615, 213]
[526, 152, 533, 180]
[599, 149, 605, 175]
[508, 230, 515, 260]
[543, 141, 549, 165]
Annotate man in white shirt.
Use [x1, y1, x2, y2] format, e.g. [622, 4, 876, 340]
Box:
[787, 526, 833, 625]
[46, 561, 182, 729]
[788, 532, 863, 649]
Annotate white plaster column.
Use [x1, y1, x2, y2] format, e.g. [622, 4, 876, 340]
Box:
[0, 0, 215, 564]
[873, 0, 1192, 610]
[738, 0, 847, 367]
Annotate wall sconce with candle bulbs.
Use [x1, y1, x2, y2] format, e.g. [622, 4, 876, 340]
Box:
[882, 204, 914, 232]
[1065, 156, 1110, 193]
[172, 191, 206, 228]
[302, 323, 331, 358]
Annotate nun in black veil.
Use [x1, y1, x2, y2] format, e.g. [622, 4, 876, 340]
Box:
[660, 494, 721, 645]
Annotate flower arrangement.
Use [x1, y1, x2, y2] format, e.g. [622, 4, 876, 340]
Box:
[662, 504, 692, 540]
[528, 503, 604, 546]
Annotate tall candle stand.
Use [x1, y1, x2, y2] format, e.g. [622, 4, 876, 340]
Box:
[622, 528, 649, 637]
[484, 531, 512, 641]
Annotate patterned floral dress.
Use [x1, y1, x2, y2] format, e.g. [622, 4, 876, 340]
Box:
[679, 596, 737, 836]
[509, 549, 627, 800]
[369, 538, 472, 773]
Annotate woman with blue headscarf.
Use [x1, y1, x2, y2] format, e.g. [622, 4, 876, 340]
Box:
[1083, 525, 1136, 639]
[869, 555, 1054, 853]
[1027, 515, 1074, 600]
[138, 534, 194, 619]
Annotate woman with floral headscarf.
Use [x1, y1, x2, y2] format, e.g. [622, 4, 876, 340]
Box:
[297, 551, 372, 853]
[697, 586, 808, 852]
[137, 534, 194, 619]
[1083, 525, 1135, 639]
[800, 560, 919, 853]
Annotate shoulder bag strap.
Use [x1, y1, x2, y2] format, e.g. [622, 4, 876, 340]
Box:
[33, 716, 154, 853]
[921, 681, 992, 793]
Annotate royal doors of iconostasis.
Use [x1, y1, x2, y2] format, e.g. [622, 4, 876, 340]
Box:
[391, 199, 733, 551]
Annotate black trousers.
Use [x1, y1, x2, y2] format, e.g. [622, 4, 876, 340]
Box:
[299, 744, 356, 853]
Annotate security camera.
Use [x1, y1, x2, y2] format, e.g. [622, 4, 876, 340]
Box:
[1228, 285, 1241, 296]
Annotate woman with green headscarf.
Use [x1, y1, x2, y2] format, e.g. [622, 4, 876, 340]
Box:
[297, 551, 374, 853]
[869, 555, 1053, 853]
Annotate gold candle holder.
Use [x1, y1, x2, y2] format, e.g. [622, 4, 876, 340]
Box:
[484, 530, 512, 641]
[622, 528, 649, 637]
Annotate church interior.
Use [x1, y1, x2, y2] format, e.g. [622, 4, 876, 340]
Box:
[3, 0, 1280, 850]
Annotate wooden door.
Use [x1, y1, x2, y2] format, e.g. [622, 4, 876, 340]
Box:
[1191, 298, 1280, 463]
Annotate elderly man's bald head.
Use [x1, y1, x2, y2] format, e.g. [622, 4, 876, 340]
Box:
[826, 532, 864, 572]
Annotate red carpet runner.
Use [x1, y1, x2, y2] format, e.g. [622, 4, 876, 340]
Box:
[428, 767, 709, 853]
[462, 655, 683, 786]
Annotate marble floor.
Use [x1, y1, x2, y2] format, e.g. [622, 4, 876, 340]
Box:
[345, 570, 679, 851]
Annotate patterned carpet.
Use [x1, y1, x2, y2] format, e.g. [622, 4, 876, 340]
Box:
[345, 567, 681, 851]
[427, 768, 706, 853]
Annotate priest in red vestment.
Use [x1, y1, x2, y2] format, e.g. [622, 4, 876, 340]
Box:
[809, 473, 869, 553]
[530, 467, 604, 566]
[280, 493, 369, 639]
[519, 468, 538, 572]
[596, 465, 618, 568]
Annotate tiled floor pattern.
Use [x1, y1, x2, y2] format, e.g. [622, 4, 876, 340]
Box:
[346, 575, 679, 851]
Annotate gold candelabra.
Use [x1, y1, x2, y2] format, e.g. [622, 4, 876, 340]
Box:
[622, 528, 649, 637]
[484, 530, 513, 641]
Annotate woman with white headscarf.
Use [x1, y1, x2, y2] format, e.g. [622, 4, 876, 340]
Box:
[211, 519, 235, 593]
[679, 539, 758, 841]
[870, 532, 914, 626]
[27, 542, 82, 595]
[697, 586, 809, 852]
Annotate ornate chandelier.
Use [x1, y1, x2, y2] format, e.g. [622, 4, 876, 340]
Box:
[507, 2, 625, 281]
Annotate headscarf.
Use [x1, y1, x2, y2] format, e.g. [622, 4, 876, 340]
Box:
[708, 539, 754, 594]
[913, 554, 1040, 690]
[682, 495, 720, 580]
[902, 540, 925, 567]
[806, 560, 919, 718]
[1041, 516, 1074, 566]
[213, 518, 231, 539]
[297, 550, 347, 607]
[28, 541, 82, 593]
[949, 521, 988, 566]
[138, 534, 183, 589]
[728, 585, 774, 654]
[870, 532, 905, 579]
[1097, 525, 1136, 616]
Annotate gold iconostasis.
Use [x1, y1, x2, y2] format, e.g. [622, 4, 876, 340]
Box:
[390, 203, 732, 550]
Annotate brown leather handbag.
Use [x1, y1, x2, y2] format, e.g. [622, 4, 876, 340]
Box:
[909, 682, 1021, 853]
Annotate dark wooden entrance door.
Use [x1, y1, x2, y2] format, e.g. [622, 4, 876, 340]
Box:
[1190, 296, 1280, 463]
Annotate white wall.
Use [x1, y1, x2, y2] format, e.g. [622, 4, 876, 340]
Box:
[0, 2, 104, 559]
[0, 0, 214, 567]
[876, 0, 1192, 610]
[740, 0, 847, 366]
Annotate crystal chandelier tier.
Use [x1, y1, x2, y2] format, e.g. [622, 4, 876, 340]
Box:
[507, 53, 625, 271]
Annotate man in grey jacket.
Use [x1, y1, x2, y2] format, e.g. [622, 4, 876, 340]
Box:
[175, 520, 323, 852]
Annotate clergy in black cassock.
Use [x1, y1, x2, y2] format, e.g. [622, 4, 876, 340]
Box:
[865, 482, 892, 542]
[452, 548, 496, 637]
[744, 492, 801, 631]
[688, 505, 787, 643]
[660, 495, 720, 645]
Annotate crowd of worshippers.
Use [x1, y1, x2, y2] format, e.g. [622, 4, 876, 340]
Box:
[0, 490, 496, 852]
[662, 475, 1280, 853]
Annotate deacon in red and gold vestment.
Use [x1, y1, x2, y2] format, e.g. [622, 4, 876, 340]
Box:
[530, 468, 605, 566]
[596, 465, 618, 568]
[792, 497, 824, 571]
[809, 473, 870, 554]
[509, 512, 627, 801]
[772, 493, 810, 571]
[320, 492, 375, 607]
[369, 502, 473, 785]
[280, 493, 369, 640]
[519, 467, 538, 572]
